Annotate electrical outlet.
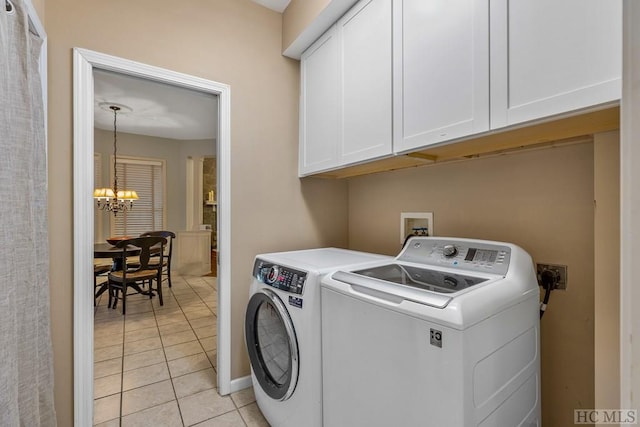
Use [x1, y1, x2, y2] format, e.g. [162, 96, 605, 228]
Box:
[536, 263, 568, 290]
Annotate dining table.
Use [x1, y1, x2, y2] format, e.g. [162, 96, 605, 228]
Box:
[93, 242, 151, 302]
[94, 242, 140, 268]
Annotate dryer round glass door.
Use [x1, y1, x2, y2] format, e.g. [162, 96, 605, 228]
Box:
[245, 288, 299, 401]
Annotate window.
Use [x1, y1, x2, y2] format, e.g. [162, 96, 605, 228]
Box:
[111, 157, 165, 236]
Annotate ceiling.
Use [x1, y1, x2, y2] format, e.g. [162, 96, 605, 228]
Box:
[94, 70, 218, 141]
[251, 0, 291, 13]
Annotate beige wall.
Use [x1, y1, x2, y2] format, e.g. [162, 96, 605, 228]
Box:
[45, 1, 348, 425]
[594, 131, 621, 415]
[282, 0, 330, 51]
[621, 0, 640, 408]
[347, 142, 595, 426]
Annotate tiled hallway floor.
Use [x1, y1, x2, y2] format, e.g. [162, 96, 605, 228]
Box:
[93, 274, 270, 427]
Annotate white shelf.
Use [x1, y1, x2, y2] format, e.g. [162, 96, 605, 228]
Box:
[205, 200, 217, 212]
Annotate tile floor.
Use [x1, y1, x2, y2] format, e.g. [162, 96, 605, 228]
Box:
[93, 273, 270, 426]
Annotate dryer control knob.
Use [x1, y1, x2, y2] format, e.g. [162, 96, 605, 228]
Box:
[265, 266, 280, 284]
[443, 244, 458, 258]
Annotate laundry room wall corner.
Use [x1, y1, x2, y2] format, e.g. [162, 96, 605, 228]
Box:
[347, 142, 596, 427]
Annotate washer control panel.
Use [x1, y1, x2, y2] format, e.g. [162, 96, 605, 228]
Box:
[398, 238, 511, 276]
[253, 258, 307, 295]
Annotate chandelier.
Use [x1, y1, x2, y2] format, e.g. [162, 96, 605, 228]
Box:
[94, 105, 138, 215]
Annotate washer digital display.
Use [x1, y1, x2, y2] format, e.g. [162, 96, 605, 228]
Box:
[464, 248, 498, 263]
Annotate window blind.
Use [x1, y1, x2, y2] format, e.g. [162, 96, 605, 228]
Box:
[112, 158, 165, 237]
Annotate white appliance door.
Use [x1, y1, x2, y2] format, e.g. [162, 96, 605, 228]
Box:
[245, 288, 299, 401]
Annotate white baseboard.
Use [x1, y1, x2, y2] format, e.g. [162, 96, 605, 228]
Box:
[227, 375, 253, 395]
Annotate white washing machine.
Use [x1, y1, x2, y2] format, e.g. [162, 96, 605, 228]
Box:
[244, 248, 392, 427]
[321, 237, 540, 427]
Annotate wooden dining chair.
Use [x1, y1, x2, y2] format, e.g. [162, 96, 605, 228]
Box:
[107, 236, 166, 315]
[140, 230, 176, 288]
[93, 262, 111, 306]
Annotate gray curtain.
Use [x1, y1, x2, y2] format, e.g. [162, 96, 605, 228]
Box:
[0, 0, 57, 425]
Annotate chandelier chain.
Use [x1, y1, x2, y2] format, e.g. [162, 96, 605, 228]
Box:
[112, 105, 120, 198]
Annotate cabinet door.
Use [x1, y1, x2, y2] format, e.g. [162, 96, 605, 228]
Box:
[338, 0, 392, 165]
[299, 27, 340, 176]
[490, 0, 622, 129]
[393, 0, 490, 153]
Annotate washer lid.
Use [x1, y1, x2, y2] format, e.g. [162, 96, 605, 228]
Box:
[351, 263, 488, 294]
[331, 269, 458, 309]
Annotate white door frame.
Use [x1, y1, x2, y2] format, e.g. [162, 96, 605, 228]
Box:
[72, 48, 232, 426]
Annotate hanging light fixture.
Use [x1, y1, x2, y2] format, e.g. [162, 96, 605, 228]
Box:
[94, 105, 138, 215]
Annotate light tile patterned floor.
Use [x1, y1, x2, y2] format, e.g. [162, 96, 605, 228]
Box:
[93, 274, 270, 427]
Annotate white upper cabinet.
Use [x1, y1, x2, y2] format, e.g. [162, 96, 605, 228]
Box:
[490, 0, 622, 129]
[299, 0, 392, 176]
[393, 0, 490, 154]
[299, 0, 622, 176]
[299, 28, 340, 176]
[338, 0, 393, 165]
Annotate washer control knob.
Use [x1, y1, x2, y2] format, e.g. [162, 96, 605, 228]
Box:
[443, 244, 458, 258]
[265, 266, 280, 284]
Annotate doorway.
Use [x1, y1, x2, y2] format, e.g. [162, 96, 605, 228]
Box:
[201, 157, 218, 277]
[73, 48, 232, 426]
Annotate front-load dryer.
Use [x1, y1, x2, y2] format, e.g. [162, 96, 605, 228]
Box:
[244, 248, 392, 427]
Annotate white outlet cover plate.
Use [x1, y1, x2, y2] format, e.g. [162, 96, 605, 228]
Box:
[400, 212, 434, 243]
